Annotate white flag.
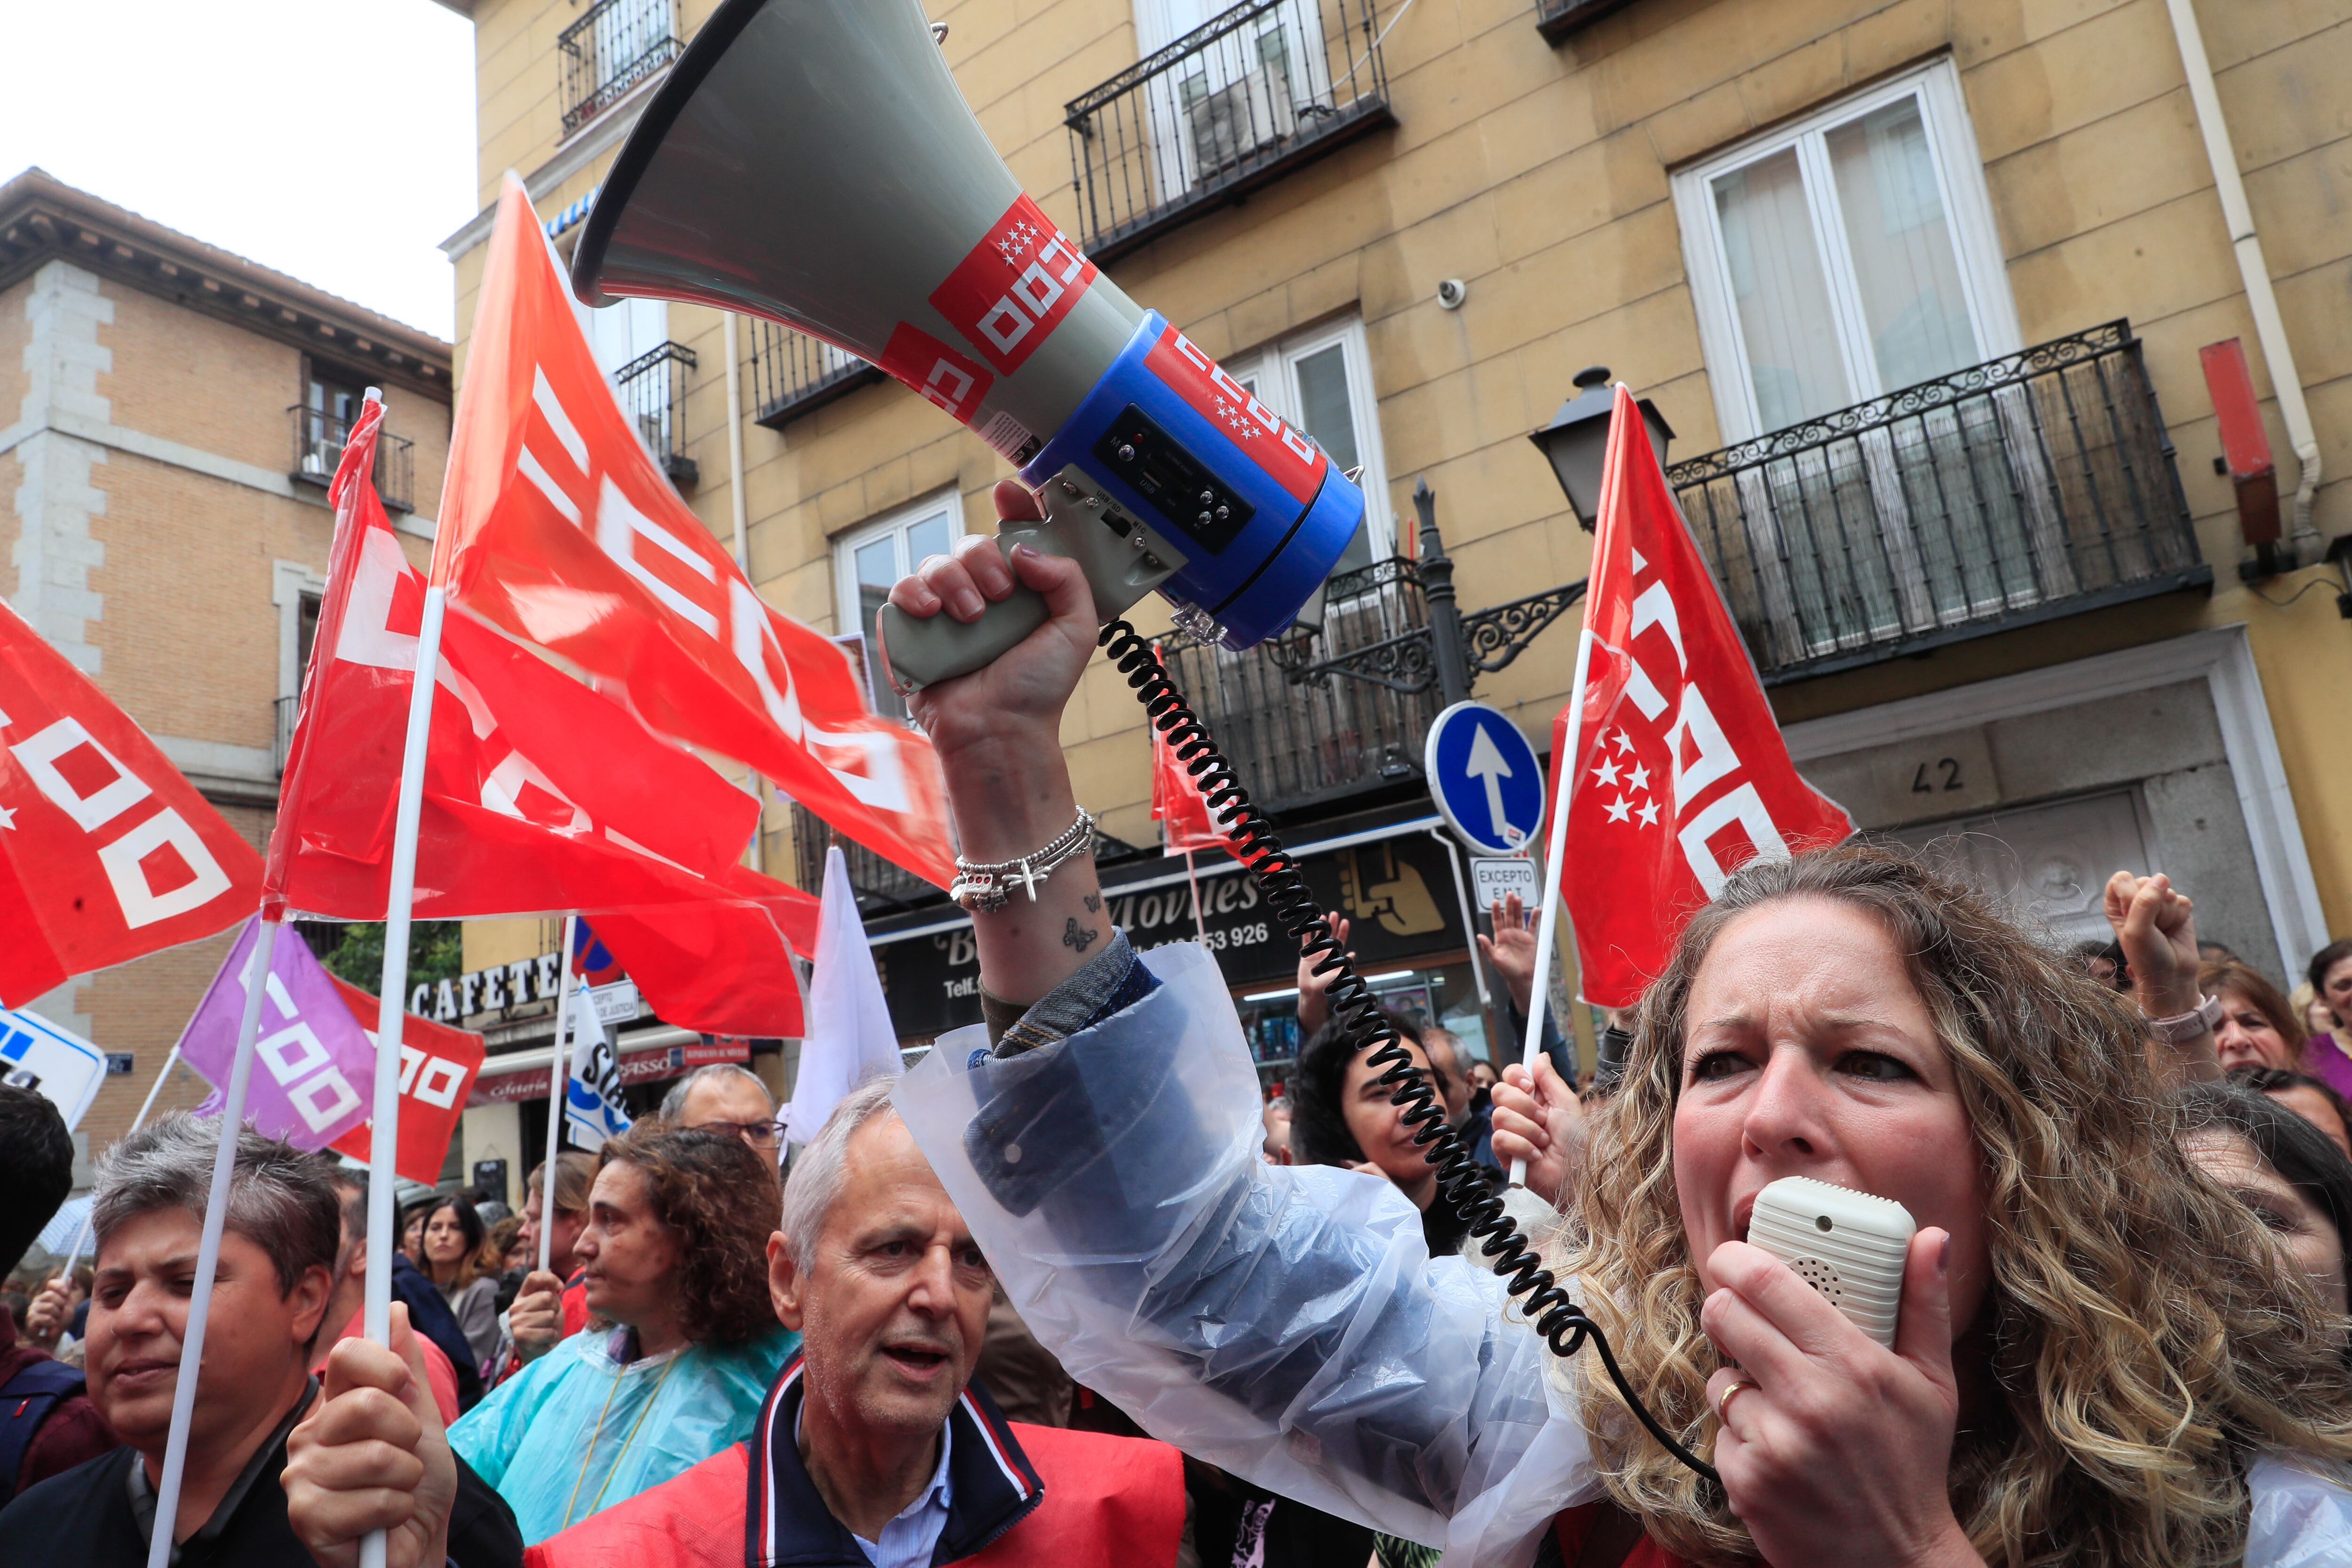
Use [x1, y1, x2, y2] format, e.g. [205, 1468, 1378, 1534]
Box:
[563, 980, 631, 1150]
[784, 846, 904, 1145]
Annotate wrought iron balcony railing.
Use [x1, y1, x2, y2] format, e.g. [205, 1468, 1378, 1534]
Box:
[1167, 557, 1440, 817]
[288, 406, 414, 512]
[1065, 0, 1394, 263]
[1666, 321, 2208, 685]
[560, 0, 681, 137]
[274, 694, 299, 776]
[614, 341, 698, 489]
[745, 319, 883, 431]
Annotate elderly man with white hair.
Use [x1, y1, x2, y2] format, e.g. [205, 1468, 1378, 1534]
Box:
[659, 1064, 784, 1157]
[286, 1078, 1186, 1568]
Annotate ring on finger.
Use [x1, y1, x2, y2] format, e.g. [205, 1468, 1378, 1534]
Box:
[1715, 1377, 1756, 1425]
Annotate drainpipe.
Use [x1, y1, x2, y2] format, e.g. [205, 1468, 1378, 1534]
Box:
[2165, 0, 2324, 557]
[723, 310, 766, 875]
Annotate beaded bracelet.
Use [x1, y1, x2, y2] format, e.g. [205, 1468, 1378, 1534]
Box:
[951, 807, 1095, 913]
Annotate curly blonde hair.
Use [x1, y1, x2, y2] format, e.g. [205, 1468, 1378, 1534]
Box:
[1553, 846, 2352, 1567]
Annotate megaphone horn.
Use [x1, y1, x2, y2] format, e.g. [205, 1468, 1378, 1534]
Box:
[574, 0, 1364, 690]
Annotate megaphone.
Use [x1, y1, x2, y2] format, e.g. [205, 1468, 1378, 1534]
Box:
[572, 0, 1364, 692]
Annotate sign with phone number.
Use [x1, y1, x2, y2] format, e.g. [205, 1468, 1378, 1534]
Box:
[872, 828, 1470, 1039]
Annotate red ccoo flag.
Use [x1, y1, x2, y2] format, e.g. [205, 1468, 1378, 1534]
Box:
[1550, 387, 1851, 1008]
[268, 396, 817, 1037]
[429, 178, 954, 889]
[1148, 644, 1239, 860]
[0, 601, 264, 1006]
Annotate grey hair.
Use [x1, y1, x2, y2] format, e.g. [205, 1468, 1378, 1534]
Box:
[778, 1076, 901, 1273]
[92, 1114, 342, 1297]
[658, 1063, 774, 1123]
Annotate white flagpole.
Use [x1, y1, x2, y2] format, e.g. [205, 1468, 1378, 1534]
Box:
[538, 913, 579, 1276]
[1510, 638, 1592, 1192]
[145, 917, 283, 1568]
[1183, 850, 1206, 943]
[358, 579, 445, 1568]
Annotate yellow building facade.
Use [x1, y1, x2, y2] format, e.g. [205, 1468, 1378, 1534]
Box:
[435, 0, 2352, 1085]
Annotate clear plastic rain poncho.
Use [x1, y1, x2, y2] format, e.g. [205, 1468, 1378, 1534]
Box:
[893, 942, 2352, 1568]
[449, 1319, 799, 1544]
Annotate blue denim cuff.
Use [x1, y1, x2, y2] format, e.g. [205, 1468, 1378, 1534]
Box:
[981, 929, 1159, 1054]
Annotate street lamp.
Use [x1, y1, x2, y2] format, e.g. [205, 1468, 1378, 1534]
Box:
[1529, 365, 1674, 529]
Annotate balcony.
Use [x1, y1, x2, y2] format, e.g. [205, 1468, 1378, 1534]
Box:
[1666, 321, 2209, 685]
[559, 0, 680, 137]
[613, 341, 698, 489]
[745, 319, 882, 431]
[1064, 0, 1394, 263]
[274, 694, 299, 775]
[289, 406, 414, 512]
[1533, 0, 1641, 42]
[1165, 557, 1441, 818]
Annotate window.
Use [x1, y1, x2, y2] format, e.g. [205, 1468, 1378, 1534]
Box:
[299, 371, 367, 478]
[1674, 60, 2019, 443]
[586, 296, 669, 379]
[1218, 316, 1394, 574]
[834, 492, 964, 722]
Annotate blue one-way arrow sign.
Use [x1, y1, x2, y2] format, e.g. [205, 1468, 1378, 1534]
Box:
[1424, 701, 1546, 857]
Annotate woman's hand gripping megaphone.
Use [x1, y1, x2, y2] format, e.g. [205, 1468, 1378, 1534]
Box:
[889, 480, 1100, 764]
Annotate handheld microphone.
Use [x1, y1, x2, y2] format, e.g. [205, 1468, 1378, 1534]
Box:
[1746, 1176, 1917, 1348]
[571, 0, 1365, 692]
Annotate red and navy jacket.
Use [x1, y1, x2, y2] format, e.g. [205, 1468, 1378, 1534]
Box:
[525, 1353, 1184, 1567]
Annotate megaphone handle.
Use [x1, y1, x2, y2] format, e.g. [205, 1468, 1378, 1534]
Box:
[877, 468, 1183, 693]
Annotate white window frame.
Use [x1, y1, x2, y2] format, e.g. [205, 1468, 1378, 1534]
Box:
[1221, 315, 1397, 561]
[832, 489, 966, 719]
[1673, 58, 2020, 445]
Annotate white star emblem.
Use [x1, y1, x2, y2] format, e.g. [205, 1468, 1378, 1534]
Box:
[1626, 762, 1650, 792]
[1637, 797, 1660, 828]
[1590, 757, 1620, 788]
[1604, 795, 1631, 824]
[0, 803, 14, 829]
[1611, 729, 1635, 756]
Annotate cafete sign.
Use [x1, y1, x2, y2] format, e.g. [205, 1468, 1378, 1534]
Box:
[873, 827, 1465, 1039]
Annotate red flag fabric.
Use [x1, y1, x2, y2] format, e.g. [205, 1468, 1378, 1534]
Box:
[1148, 645, 1238, 860]
[587, 886, 809, 1039]
[429, 178, 954, 888]
[0, 601, 264, 1006]
[1552, 387, 1852, 1008]
[266, 396, 817, 932]
[324, 975, 484, 1185]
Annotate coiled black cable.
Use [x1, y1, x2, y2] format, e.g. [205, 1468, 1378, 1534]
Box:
[1100, 617, 1720, 1487]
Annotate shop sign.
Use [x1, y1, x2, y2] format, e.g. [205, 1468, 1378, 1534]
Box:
[466, 1035, 751, 1106]
[413, 950, 565, 1026]
[872, 829, 1466, 1039]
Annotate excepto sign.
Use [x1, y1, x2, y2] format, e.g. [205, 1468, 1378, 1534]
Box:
[1470, 856, 1540, 911]
[1425, 702, 1547, 856]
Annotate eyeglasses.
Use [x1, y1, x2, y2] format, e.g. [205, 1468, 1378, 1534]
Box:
[702, 1118, 787, 1151]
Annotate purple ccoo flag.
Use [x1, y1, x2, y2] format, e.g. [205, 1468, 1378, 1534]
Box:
[179, 916, 373, 1148]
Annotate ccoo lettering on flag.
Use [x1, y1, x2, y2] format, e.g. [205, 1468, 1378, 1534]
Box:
[1551, 386, 1853, 1009]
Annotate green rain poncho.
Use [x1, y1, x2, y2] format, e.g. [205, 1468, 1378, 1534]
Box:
[449, 1321, 799, 1544]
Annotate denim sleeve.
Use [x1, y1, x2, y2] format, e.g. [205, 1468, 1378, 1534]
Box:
[979, 929, 1161, 1054]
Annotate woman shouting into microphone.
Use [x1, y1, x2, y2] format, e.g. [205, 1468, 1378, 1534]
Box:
[884, 482, 2352, 1568]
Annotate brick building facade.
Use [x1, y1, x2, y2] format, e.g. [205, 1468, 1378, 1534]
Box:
[0, 169, 453, 1179]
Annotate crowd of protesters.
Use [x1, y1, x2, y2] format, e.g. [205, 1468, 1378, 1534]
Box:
[6, 543, 2352, 1565]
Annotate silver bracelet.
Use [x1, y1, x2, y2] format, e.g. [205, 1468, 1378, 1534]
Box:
[951, 807, 1095, 913]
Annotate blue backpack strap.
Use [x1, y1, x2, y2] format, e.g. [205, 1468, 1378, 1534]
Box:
[0, 1357, 87, 1507]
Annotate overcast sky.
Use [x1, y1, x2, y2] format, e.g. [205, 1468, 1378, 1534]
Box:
[0, 0, 478, 340]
